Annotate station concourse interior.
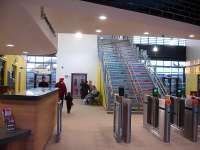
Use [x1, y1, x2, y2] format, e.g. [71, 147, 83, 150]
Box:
[0, 0, 200, 150]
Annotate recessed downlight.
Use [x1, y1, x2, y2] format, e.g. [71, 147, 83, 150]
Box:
[99, 15, 107, 20]
[144, 32, 149, 35]
[96, 29, 102, 33]
[189, 34, 195, 38]
[6, 44, 14, 47]
[75, 32, 83, 38]
[23, 51, 28, 54]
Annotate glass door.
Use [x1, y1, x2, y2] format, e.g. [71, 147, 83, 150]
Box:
[71, 73, 87, 98]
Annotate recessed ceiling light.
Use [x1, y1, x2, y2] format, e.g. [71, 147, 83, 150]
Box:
[23, 51, 28, 54]
[6, 44, 14, 47]
[75, 32, 83, 38]
[189, 34, 195, 38]
[153, 46, 158, 52]
[96, 29, 102, 33]
[144, 32, 149, 35]
[99, 15, 107, 20]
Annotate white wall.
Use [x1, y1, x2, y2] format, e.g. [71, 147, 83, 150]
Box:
[186, 39, 200, 61]
[57, 33, 98, 91]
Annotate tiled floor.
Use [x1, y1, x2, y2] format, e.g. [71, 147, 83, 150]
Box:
[46, 100, 200, 150]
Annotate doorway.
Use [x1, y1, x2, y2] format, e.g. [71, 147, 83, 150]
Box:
[71, 73, 87, 98]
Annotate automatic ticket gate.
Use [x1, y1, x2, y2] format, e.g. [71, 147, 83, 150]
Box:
[144, 95, 171, 143]
[170, 96, 199, 142]
[170, 97, 185, 128]
[183, 97, 199, 142]
[113, 96, 132, 143]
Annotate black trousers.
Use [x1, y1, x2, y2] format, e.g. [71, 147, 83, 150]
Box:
[66, 101, 72, 113]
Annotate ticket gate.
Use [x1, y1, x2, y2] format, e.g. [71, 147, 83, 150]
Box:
[183, 97, 199, 142]
[170, 97, 185, 128]
[144, 96, 171, 143]
[113, 96, 132, 143]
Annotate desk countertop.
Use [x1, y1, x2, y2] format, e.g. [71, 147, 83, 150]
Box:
[0, 88, 58, 101]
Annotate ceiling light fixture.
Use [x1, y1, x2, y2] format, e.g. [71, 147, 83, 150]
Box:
[189, 34, 195, 38]
[96, 29, 102, 33]
[153, 46, 158, 52]
[75, 32, 83, 38]
[23, 51, 28, 54]
[6, 44, 14, 47]
[144, 32, 149, 35]
[99, 15, 107, 20]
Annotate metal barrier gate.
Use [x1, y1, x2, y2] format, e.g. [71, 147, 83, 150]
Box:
[113, 96, 132, 143]
[183, 97, 199, 142]
[144, 95, 171, 143]
[56, 101, 62, 142]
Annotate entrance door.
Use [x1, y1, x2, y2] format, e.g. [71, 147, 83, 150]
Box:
[71, 73, 87, 98]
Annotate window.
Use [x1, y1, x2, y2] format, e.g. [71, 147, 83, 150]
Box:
[27, 56, 35, 63]
[150, 60, 157, 66]
[157, 60, 163, 66]
[44, 57, 52, 63]
[132, 36, 186, 46]
[140, 36, 148, 44]
[36, 56, 43, 63]
[172, 61, 179, 67]
[164, 61, 171, 66]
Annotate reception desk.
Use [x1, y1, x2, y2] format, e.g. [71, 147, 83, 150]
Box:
[0, 88, 58, 150]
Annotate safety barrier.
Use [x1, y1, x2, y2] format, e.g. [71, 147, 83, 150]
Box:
[113, 96, 132, 143]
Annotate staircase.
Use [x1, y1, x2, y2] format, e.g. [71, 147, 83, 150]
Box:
[99, 42, 138, 111]
[98, 39, 167, 111]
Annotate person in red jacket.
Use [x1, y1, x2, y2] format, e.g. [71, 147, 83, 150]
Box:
[55, 78, 67, 108]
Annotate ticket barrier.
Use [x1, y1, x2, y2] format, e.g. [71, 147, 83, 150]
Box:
[183, 97, 199, 142]
[170, 97, 185, 128]
[144, 95, 171, 143]
[113, 96, 132, 143]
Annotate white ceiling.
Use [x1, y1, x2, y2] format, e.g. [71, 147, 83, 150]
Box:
[1, 0, 200, 55]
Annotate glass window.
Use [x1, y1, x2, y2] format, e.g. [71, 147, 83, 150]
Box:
[35, 56, 43, 62]
[164, 38, 171, 45]
[44, 57, 52, 63]
[27, 56, 35, 63]
[179, 68, 184, 73]
[169, 38, 178, 46]
[156, 67, 163, 73]
[172, 61, 179, 66]
[164, 61, 171, 66]
[140, 36, 148, 44]
[156, 37, 164, 45]
[157, 60, 163, 66]
[179, 61, 186, 67]
[53, 64, 57, 69]
[27, 63, 35, 69]
[133, 36, 141, 44]
[148, 37, 157, 45]
[179, 39, 186, 46]
[163, 67, 171, 73]
[52, 57, 57, 63]
[150, 60, 157, 66]
[171, 68, 179, 73]
[35, 63, 43, 69]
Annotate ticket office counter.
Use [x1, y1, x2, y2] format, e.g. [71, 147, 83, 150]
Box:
[0, 88, 58, 150]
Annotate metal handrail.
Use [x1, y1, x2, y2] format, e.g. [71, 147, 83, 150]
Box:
[138, 50, 168, 96]
[113, 43, 144, 104]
